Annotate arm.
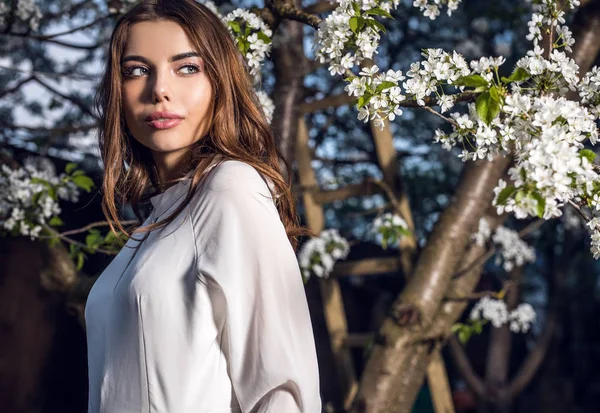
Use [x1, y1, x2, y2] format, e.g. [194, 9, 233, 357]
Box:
[192, 162, 322, 413]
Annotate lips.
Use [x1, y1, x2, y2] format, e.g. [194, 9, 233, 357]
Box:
[146, 118, 183, 129]
[145, 111, 184, 130]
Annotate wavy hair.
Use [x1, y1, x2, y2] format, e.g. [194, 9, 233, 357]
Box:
[94, 0, 314, 252]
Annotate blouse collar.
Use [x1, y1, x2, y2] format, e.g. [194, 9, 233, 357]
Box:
[149, 170, 193, 219]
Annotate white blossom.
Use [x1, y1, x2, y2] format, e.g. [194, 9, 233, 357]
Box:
[255, 90, 274, 124]
[492, 227, 536, 272]
[470, 296, 537, 333]
[298, 229, 350, 280]
[1, 157, 81, 240]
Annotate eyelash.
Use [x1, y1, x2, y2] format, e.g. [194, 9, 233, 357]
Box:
[122, 64, 201, 78]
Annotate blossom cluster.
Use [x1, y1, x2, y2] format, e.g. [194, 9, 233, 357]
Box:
[198, 1, 275, 124]
[412, 0, 461, 20]
[370, 212, 410, 249]
[345, 65, 406, 129]
[525, 0, 580, 51]
[471, 218, 536, 272]
[0, 157, 80, 240]
[314, 0, 402, 76]
[470, 296, 537, 333]
[223, 9, 273, 80]
[586, 218, 600, 259]
[255, 90, 275, 124]
[579, 66, 600, 117]
[298, 229, 350, 281]
[298, 212, 412, 280]
[491, 93, 598, 221]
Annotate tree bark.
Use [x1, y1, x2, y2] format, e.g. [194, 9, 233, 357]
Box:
[268, 0, 309, 178]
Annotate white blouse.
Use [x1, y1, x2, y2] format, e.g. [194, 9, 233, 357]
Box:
[84, 159, 322, 413]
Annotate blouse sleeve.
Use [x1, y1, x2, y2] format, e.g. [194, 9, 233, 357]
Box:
[191, 162, 322, 413]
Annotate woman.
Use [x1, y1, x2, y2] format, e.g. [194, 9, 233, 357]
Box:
[84, 1, 322, 412]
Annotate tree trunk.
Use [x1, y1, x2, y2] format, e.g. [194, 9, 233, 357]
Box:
[269, 0, 308, 178]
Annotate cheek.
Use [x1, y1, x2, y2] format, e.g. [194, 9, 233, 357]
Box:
[185, 81, 213, 118]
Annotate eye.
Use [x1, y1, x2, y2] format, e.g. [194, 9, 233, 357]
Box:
[179, 64, 200, 75]
[122, 66, 148, 78]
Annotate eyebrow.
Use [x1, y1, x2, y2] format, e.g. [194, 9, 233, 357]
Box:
[121, 51, 201, 65]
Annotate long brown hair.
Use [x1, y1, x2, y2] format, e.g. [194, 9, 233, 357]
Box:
[94, 0, 314, 252]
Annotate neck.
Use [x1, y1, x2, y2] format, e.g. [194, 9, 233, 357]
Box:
[152, 148, 189, 189]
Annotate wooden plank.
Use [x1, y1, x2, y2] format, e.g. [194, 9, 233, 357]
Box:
[331, 257, 403, 277]
[295, 116, 358, 411]
[314, 181, 386, 204]
[428, 352, 456, 413]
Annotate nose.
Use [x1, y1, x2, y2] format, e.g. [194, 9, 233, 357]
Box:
[151, 69, 171, 103]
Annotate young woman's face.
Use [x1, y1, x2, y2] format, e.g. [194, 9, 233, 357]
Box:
[121, 19, 213, 169]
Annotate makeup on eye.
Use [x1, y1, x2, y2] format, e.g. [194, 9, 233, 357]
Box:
[121, 63, 201, 78]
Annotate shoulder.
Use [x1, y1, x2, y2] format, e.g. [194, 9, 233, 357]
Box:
[205, 159, 274, 197]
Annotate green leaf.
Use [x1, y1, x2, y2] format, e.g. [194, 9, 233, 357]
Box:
[349, 16, 359, 33]
[515, 189, 525, 203]
[71, 169, 85, 177]
[48, 237, 60, 248]
[49, 216, 63, 226]
[357, 17, 366, 32]
[501, 67, 531, 84]
[86, 231, 103, 249]
[30, 177, 50, 187]
[580, 149, 597, 163]
[357, 93, 372, 109]
[237, 40, 246, 53]
[257, 31, 270, 44]
[489, 85, 502, 102]
[458, 328, 471, 344]
[532, 192, 546, 218]
[65, 162, 78, 174]
[451, 323, 465, 333]
[496, 185, 517, 205]
[454, 74, 489, 88]
[72, 175, 95, 192]
[76, 252, 85, 271]
[364, 7, 393, 19]
[69, 243, 78, 256]
[366, 18, 386, 33]
[375, 80, 397, 94]
[48, 186, 57, 201]
[475, 91, 500, 125]
[32, 191, 43, 206]
[352, 1, 360, 15]
[227, 20, 241, 33]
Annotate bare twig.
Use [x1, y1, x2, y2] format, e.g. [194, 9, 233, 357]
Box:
[37, 220, 138, 239]
[452, 219, 545, 280]
[0, 64, 100, 81]
[33, 15, 113, 40]
[41, 224, 120, 255]
[33, 76, 97, 118]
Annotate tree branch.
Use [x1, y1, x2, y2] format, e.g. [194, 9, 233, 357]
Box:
[448, 335, 486, 398]
[0, 75, 35, 99]
[300, 90, 479, 113]
[269, 0, 322, 28]
[32, 76, 97, 119]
